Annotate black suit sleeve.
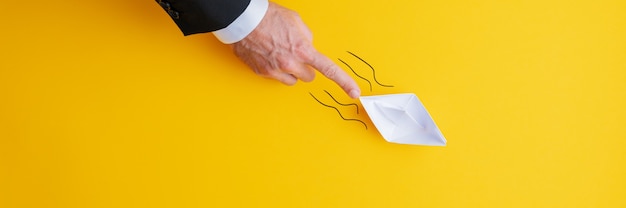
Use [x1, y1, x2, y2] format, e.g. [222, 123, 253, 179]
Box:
[156, 0, 252, 36]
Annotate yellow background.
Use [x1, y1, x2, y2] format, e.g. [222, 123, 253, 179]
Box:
[1, 0, 625, 207]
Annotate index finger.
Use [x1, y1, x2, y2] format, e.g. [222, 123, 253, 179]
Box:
[306, 50, 361, 99]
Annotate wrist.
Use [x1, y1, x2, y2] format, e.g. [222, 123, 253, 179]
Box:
[213, 0, 269, 44]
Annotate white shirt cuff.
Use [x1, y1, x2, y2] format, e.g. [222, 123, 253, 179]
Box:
[212, 0, 269, 44]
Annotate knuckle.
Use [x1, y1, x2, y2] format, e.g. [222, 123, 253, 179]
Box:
[278, 60, 294, 71]
[294, 45, 312, 59]
[321, 65, 338, 79]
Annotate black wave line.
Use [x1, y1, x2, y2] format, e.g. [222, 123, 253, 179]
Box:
[346, 51, 394, 88]
[338, 58, 372, 92]
[309, 92, 367, 130]
[323, 90, 359, 114]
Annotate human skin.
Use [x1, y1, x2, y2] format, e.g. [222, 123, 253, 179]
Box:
[231, 2, 361, 99]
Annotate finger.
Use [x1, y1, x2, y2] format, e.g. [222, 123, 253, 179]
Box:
[246, 56, 298, 86]
[284, 63, 315, 82]
[269, 72, 298, 86]
[306, 51, 361, 99]
[298, 65, 316, 82]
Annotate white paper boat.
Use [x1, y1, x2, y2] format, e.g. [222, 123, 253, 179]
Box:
[360, 93, 446, 146]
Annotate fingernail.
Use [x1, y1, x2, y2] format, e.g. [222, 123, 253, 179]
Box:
[349, 89, 360, 99]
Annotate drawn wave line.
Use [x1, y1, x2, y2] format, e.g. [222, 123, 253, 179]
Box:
[346, 51, 394, 88]
[309, 92, 367, 130]
[323, 90, 359, 114]
[338, 58, 372, 92]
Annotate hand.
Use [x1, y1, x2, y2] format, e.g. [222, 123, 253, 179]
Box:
[231, 2, 361, 99]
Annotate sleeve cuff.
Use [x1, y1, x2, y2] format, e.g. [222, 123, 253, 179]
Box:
[212, 0, 269, 44]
